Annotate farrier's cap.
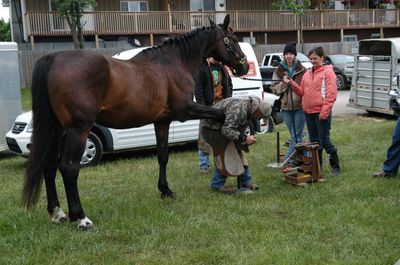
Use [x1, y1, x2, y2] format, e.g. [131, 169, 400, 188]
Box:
[249, 96, 272, 118]
[258, 99, 272, 118]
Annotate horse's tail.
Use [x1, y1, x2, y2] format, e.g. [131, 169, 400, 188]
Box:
[22, 55, 60, 210]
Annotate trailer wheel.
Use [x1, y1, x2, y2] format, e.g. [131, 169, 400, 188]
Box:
[81, 132, 103, 167]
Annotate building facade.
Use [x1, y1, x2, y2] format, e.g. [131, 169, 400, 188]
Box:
[5, 0, 400, 49]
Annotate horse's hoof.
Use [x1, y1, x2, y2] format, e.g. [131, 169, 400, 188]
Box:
[51, 207, 69, 224]
[161, 191, 175, 199]
[77, 217, 94, 230]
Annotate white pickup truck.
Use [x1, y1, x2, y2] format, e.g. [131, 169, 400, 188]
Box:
[259, 52, 312, 91]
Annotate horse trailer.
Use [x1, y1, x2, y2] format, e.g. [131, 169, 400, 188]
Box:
[348, 38, 400, 115]
[0, 42, 22, 151]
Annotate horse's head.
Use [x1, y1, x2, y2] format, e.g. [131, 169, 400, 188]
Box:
[210, 15, 249, 76]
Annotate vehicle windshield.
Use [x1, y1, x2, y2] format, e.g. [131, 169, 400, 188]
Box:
[329, 55, 354, 64]
[297, 52, 310, 62]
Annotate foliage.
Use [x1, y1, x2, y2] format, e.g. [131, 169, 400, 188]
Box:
[1, 115, 400, 264]
[272, 0, 311, 16]
[54, 0, 96, 49]
[272, 0, 311, 50]
[0, 18, 11, 41]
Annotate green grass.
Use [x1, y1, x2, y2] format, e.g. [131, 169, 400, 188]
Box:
[21, 87, 31, 112]
[1, 115, 400, 265]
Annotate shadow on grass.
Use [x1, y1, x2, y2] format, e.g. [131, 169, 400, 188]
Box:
[100, 141, 197, 164]
[0, 150, 15, 159]
[365, 111, 398, 120]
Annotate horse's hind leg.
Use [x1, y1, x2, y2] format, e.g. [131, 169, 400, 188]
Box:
[44, 157, 68, 224]
[185, 102, 225, 121]
[154, 122, 174, 198]
[59, 128, 93, 229]
[42, 129, 68, 223]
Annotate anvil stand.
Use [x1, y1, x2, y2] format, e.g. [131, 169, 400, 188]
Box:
[266, 131, 283, 168]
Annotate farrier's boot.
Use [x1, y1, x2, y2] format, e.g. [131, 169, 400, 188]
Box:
[329, 151, 341, 176]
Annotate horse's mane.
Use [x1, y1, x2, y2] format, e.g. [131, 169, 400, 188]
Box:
[135, 25, 218, 63]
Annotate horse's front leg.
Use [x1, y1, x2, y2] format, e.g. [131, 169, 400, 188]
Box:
[44, 157, 68, 224]
[59, 128, 93, 229]
[154, 122, 174, 198]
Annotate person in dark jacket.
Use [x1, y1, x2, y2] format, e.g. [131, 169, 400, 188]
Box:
[194, 57, 233, 174]
[372, 117, 400, 178]
[270, 42, 307, 161]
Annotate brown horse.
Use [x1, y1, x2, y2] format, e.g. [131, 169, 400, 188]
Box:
[21, 15, 249, 229]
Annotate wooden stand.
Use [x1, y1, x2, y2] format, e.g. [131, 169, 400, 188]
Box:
[280, 142, 325, 186]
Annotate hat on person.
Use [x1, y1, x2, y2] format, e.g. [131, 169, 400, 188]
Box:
[283, 41, 297, 56]
[249, 96, 272, 118]
[258, 100, 272, 118]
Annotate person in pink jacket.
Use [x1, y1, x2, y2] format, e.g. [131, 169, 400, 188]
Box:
[283, 47, 340, 176]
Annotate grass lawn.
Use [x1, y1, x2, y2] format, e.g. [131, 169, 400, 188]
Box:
[21, 87, 32, 112]
[0, 114, 399, 265]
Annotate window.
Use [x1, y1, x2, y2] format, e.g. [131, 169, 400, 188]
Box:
[371, 33, 381, 39]
[243, 37, 255, 45]
[50, 1, 59, 11]
[343, 35, 357, 42]
[271, 55, 282, 67]
[190, 0, 215, 11]
[49, 0, 66, 30]
[120, 1, 148, 12]
[263, 55, 270, 66]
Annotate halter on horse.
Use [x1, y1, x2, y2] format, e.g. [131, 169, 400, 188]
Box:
[21, 15, 249, 229]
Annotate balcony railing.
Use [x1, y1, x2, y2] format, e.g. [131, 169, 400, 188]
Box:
[25, 9, 400, 37]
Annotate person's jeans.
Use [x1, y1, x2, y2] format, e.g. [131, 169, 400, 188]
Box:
[383, 117, 400, 174]
[304, 112, 337, 154]
[198, 150, 210, 169]
[210, 166, 252, 189]
[281, 109, 306, 159]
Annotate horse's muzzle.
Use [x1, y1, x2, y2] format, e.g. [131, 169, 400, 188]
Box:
[232, 62, 250, 77]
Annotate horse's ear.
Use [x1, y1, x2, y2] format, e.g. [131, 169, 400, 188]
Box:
[223, 14, 230, 30]
[208, 17, 216, 27]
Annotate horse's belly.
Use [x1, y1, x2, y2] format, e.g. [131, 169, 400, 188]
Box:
[95, 110, 169, 129]
[95, 114, 148, 129]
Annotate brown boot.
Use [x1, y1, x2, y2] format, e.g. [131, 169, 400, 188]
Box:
[242, 183, 259, 190]
[328, 151, 340, 176]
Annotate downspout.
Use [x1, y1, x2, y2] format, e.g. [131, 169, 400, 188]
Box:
[7, 1, 14, 42]
[20, 0, 27, 41]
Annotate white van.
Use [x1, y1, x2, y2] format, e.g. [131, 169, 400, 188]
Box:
[6, 43, 273, 166]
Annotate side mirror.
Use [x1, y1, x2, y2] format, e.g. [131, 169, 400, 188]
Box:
[388, 74, 400, 103]
[397, 74, 400, 91]
[391, 74, 400, 95]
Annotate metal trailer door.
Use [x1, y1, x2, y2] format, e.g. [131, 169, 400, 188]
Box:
[0, 42, 22, 151]
[354, 55, 392, 112]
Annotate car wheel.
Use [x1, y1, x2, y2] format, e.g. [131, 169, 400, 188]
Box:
[260, 116, 274, 133]
[266, 116, 275, 132]
[336, 74, 345, 90]
[81, 132, 103, 167]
